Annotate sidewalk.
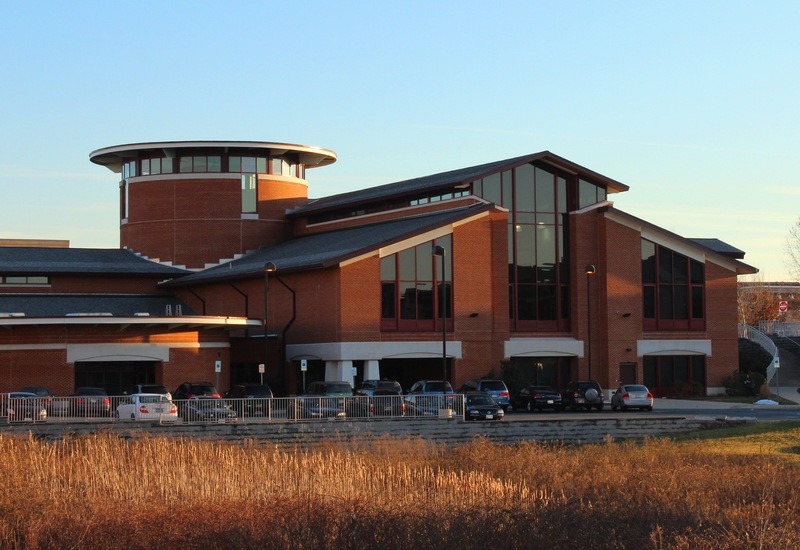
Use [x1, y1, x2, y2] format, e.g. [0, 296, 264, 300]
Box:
[654, 387, 800, 410]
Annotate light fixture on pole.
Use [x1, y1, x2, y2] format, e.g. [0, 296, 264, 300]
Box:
[585, 264, 596, 380]
[263, 262, 277, 385]
[432, 245, 447, 396]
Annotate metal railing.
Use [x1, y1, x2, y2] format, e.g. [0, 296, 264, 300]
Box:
[1, 394, 467, 424]
[739, 323, 780, 383]
[756, 321, 800, 337]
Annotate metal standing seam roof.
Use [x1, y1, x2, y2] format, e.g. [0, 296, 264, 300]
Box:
[288, 150, 630, 217]
[0, 294, 196, 318]
[160, 203, 494, 288]
[0, 247, 190, 276]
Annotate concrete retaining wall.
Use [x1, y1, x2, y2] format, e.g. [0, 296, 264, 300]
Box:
[0, 415, 748, 447]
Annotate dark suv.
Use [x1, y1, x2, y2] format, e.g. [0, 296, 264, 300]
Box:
[562, 380, 605, 411]
[354, 379, 404, 417]
[225, 383, 273, 417]
[405, 380, 456, 417]
[291, 381, 365, 420]
[172, 382, 220, 400]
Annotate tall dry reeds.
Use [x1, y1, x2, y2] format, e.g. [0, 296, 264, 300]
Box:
[0, 433, 798, 549]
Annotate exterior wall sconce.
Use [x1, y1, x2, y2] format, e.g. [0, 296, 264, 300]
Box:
[622, 312, 632, 318]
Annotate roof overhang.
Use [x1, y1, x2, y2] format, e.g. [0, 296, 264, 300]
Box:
[0, 315, 262, 331]
[90, 140, 336, 173]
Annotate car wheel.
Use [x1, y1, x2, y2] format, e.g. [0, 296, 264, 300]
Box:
[526, 401, 533, 413]
[611, 403, 618, 411]
[114, 411, 120, 419]
[646, 406, 653, 412]
[130, 413, 136, 421]
[595, 404, 603, 411]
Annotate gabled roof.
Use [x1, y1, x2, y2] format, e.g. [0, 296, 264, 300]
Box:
[161, 203, 494, 288]
[0, 247, 189, 276]
[0, 294, 195, 317]
[288, 151, 629, 217]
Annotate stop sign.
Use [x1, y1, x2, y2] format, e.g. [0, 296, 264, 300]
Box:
[779, 300, 789, 312]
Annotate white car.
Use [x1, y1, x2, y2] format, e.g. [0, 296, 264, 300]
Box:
[610, 384, 654, 411]
[116, 393, 178, 421]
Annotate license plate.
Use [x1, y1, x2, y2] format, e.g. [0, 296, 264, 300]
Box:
[486, 414, 493, 419]
[547, 400, 553, 404]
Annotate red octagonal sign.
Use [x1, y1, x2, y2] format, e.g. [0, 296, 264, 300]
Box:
[779, 300, 789, 312]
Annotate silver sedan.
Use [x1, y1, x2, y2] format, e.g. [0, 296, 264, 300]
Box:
[610, 384, 654, 411]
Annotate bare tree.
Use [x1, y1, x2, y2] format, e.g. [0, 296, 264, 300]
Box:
[786, 217, 800, 281]
[737, 275, 780, 325]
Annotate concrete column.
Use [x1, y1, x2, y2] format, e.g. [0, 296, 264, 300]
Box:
[364, 360, 380, 381]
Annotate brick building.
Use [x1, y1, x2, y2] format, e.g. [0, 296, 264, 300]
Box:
[0, 141, 757, 397]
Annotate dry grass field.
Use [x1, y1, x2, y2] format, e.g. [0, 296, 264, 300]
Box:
[1, 422, 799, 549]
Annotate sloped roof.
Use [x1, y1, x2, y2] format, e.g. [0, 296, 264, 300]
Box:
[289, 150, 629, 217]
[0, 294, 195, 317]
[0, 247, 189, 276]
[689, 238, 746, 259]
[161, 203, 494, 287]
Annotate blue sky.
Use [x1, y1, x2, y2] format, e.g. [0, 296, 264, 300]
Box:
[1, 1, 798, 280]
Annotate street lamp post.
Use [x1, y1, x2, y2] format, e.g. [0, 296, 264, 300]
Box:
[585, 264, 596, 380]
[263, 262, 277, 385]
[432, 245, 447, 396]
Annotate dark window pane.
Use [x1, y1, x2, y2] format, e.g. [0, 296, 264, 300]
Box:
[691, 260, 704, 284]
[399, 248, 415, 281]
[517, 285, 536, 320]
[515, 225, 535, 283]
[417, 282, 433, 320]
[659, 285, 674, 319]
[660, 357, 674, 388]
[381, 283, 395, 318]
[675, 357, 689, 384]
[643, 286, 656, 318]
[535, 167, 554, 212]
[674, 254, 688, 284]
[644, 357, 658, 387]
[692, 286, 704, 318]
[482, 173, 502, 204]
[674, 285, 688, 319]
[400, 284, 417, 319]
[538, 285, 557, 320]
[691, 356, 705, 385]
[380, 256, 395, 280]
[658, 247, 673, 283]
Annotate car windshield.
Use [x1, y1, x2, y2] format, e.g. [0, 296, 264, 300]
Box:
[376, 381, 401, 391]
[480, 381, 506, 391]
[141, 395, 169, 403]
[426, 382, 452, 393]
[79, 388, 106, 396]
[625, 385, 648, 392]
[324, 383, 352, 395]
[245, 386, 272, 397]
[467, 395, 495, 405]
[532, 386, 555, 392]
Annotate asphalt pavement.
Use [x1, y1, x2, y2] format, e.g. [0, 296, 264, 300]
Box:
[655, 386, 800, 410]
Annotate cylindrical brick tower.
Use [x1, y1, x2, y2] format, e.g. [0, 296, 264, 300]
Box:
[90, 141, 336, 269]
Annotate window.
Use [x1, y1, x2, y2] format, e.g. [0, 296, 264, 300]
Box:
[179, 156, 221, 173]
[482, 163, 570, 331]
[1, 275, 49, 285]
[241, 174, 257, 213]
[381, 235, 452, 331]
[644, 355, 705, 397]
[642, 239, 705, 330]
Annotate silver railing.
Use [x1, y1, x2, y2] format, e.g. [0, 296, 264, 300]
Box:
[739, 323, 779, 383]
[1, 394, 467, 424]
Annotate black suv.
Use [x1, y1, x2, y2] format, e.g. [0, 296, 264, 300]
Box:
[354, 379, 404, 417]
[172, 382, 220, 400]
[225, 384, 274, 417]
[562, 380, 605, 411]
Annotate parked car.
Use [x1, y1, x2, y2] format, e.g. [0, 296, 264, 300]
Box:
[611, 384, 654, 411]
[291, 381, 361, 419]
[72, 387, 111, 417]
[116, 393, 178, 421]
[405, 380, 456, 417]
[562, 380, 605, 411]
[19, 386, 54, 413]
[225, 384, 273, 417]
[354, 379, 403, 397]
[130, 383, 171, 400]
[355, 380, 405, 417]
[464, 392, 504, 421]
[511, 385, 563, 412]
[181, 396, 237, 422]
[172, 382, 220, 400]
[459, 379, 511, 411]
[6, 392, 47, 422]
